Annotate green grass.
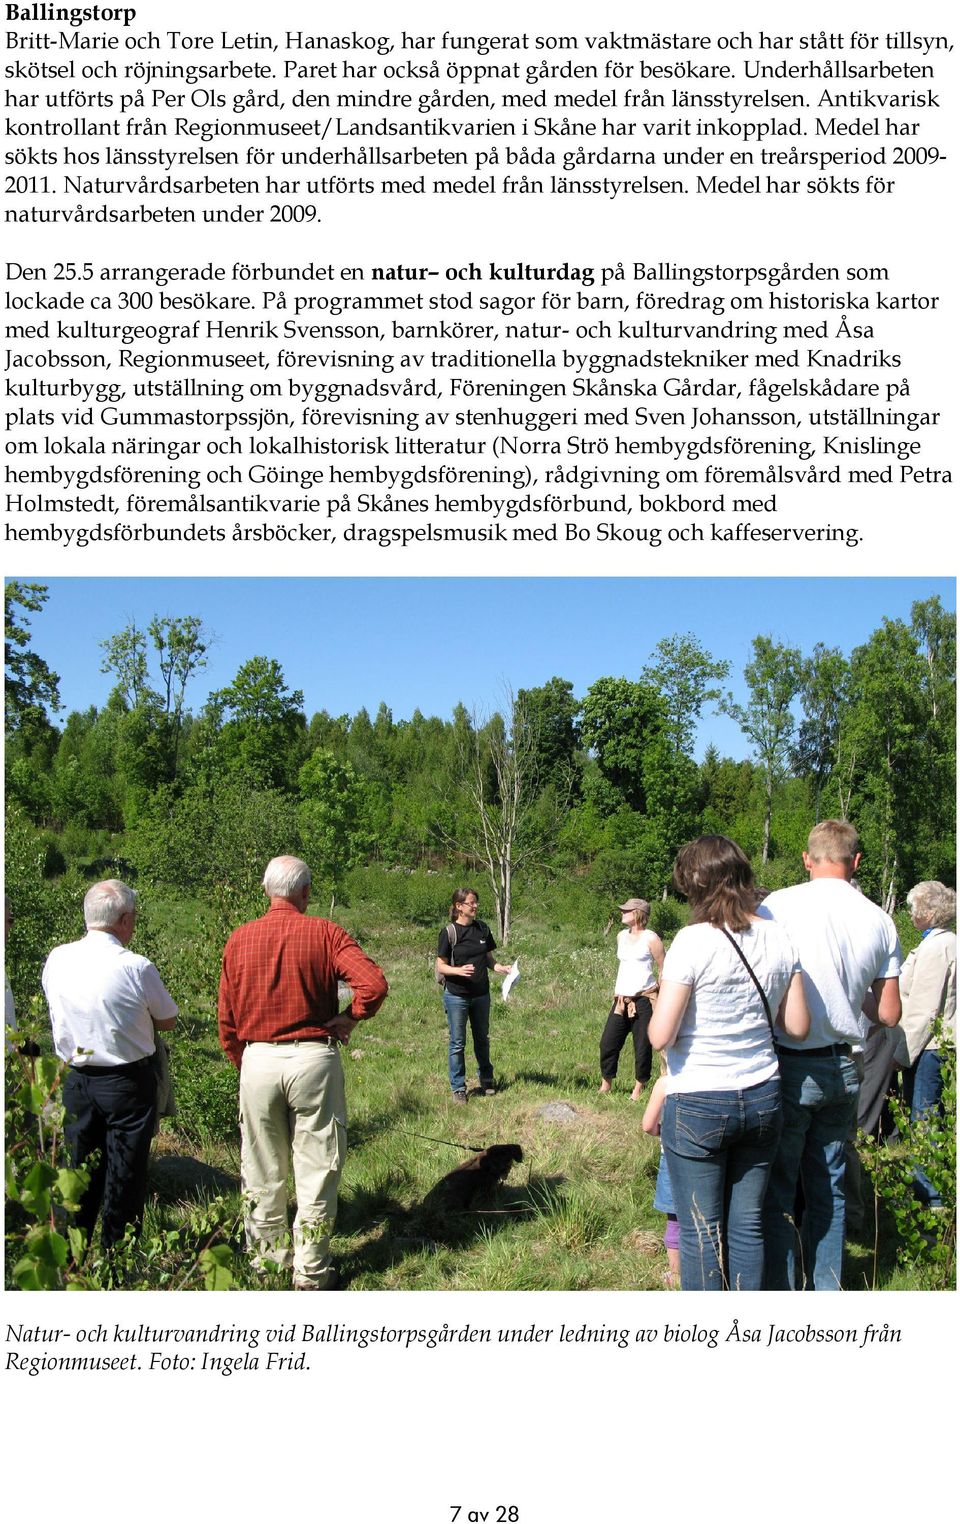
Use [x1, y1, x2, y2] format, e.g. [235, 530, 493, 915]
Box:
[21, 887, 950, 1291]
[131, 897, 678, 1289]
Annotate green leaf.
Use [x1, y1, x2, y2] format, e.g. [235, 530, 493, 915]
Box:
[5, 1153, 20, 1201]
[199, 1244, 235, 1290]
[56, 1166, 88, 1205]
[12, 1256, 45, 1291]
[20, 1159, 57, 1218]
[27, 1224, 69, 1269]
[26, 1083, 50, 1115]
[23, 1056, 63, 1113]
[36, 1054, 62, 1088]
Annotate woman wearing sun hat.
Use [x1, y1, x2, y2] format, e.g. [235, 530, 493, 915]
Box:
[599, 897, 665, 1100]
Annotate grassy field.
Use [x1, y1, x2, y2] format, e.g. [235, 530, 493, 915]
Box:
[98, 886, 937, 1293]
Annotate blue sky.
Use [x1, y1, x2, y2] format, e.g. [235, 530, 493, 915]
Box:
[13, 577, 955, 761]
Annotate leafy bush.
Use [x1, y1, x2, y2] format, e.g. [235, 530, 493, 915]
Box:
[4, 1047, 91, 1288]
[38, 835, 67, 878]
[55, 821, 109, 865]
[860, 1032, 956, 1289]
[4, 805, 86, 1011]
[648, 898, 688, 942]
[127, 781, 300, 895]
[752, 855, 805, 893]
[5, 1045, 238, 1291]
[586, 848, 659, 902]
[346, 865, 448, 927]
[514, 873, 605, 937]
[172, 1057, 240, 1147]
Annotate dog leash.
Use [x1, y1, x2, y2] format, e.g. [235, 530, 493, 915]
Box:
[396, 1129, 485, 1154]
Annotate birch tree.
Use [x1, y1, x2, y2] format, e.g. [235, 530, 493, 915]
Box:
[455, 690, 563, 942]
[643, 633, 729, 755]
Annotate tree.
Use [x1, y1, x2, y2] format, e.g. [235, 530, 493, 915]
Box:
[49, 706, 122, 832]
[578, 675, 702, 891]
[911, 595, 956, 728]
[638, 730, 702, 894]
[793, 644, 852, 820]
[838, 619, 930, 909]
[455, 691, 560, 941]
[100, 614, 211, 781]
[129, 780, 300, 896]
[5, 581, 61, 737]
[383, 707, 459, 864]
[347, 706, 376, 773]
[579, 676, 665, 814]
[515, 676, 580, 794]
[305, 709, 350, 762]
[699, 745, 763, 851]
[298, 749, 372, 909]
[643, 633, 729, 755]
[150, 615, 210, 773]
[724, 637, 803, 863]
[206, 656, 305, 790]
[909, 597, 956, 881]
[100, 621, 150, 708]
[4, 805, 84, 1013]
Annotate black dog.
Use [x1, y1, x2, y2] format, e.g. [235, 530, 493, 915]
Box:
[420, 1144, 524, 1214]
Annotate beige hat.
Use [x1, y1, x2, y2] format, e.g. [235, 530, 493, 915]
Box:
[618, 898, 649, 913]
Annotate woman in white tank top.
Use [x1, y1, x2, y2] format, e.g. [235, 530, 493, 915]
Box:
[599, 897, 665, 1100]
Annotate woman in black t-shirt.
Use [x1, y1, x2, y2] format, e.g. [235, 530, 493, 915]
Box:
[436, 887, 512, 1104]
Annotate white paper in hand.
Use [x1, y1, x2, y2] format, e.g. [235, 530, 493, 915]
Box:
[502, 960, 520, 1000]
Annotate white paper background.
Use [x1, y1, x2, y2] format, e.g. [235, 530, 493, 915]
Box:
[3, 4, 956, 1518]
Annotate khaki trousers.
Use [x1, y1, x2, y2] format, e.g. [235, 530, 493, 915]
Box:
[239, 1041, 346, 1288]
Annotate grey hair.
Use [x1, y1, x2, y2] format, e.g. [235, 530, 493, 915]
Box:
[906, 881, 956, 930]
[84, 879, 137, 929]
[262, 856, 312, 899]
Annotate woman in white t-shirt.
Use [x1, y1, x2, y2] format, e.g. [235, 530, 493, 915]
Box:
[648, 836, 809, 1291]
[599, 897, 664, 1099]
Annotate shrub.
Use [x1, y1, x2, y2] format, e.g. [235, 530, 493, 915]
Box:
[586, 849, 657, 902]
[346, 865, 448, 927]
[752, 855, 804, 893]
[127, 782, 300, 896]
[648, 898, 688, 942]
[4, 1044, 238, 1291]
[513, 873, 606, 937]
[172, 1056, 241, 1146]
[4, 806, 86, 1012]
[860, 1029, 956, 1289]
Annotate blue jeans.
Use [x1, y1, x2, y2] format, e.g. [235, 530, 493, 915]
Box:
[906, 1048, 945, 1208]
[661, 1076, 782, 1291]
[763, 1048, 860, 1290]
[443, 991, 493, 1094]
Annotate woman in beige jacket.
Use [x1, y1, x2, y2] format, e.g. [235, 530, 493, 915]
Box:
[895, 880, 956, 1209]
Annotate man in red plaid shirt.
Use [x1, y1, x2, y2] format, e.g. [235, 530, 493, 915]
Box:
[219, 855, 388, 1289]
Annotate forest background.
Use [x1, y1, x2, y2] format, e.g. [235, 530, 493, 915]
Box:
[4, 577, 956, 1290]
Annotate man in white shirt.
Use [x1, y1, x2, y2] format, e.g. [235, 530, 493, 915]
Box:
[759, 821, 901, 1290]
[42, 879, 177, 1251]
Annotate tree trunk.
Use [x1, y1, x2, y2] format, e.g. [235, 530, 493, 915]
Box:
[762, 777, 773, 863]
[490, 874, 504, 944]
